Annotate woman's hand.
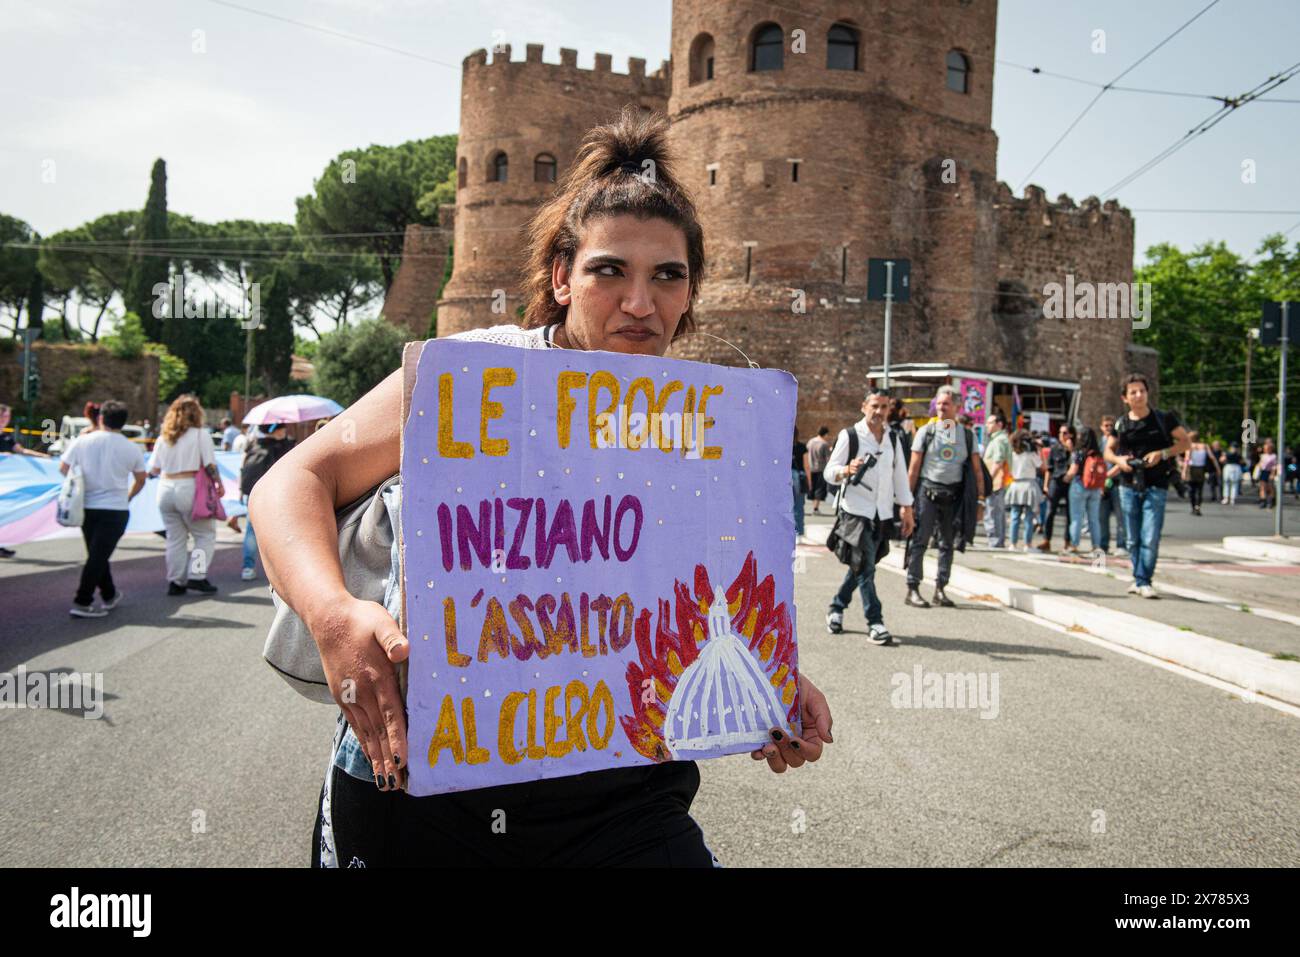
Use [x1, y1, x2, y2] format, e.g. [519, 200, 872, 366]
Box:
[751, 673, 833, 773]
[311, 596, 411, 790]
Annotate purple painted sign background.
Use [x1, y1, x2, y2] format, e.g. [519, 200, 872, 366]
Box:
[401, 339, 801, 796]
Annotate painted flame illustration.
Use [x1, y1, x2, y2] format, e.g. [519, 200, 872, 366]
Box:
[620, 551, 799, 761]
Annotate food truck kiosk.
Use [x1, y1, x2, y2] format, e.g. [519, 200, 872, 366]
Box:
[866, 363, 1081, 448]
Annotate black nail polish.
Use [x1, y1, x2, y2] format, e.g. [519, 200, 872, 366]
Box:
[770, 729, 783, 741]
[394, 755, 401, 768]
[388, 773, 397, 789]
[790, 740, 801, 750]
[374, 773, 384, 789]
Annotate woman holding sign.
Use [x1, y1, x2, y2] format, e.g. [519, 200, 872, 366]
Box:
[251, 108, 833, 867]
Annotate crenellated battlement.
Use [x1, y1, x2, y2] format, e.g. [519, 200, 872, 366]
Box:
[995, 182, 1131, 222]
[463, 43, 671, 90]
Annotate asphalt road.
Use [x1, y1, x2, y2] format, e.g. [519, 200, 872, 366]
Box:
[1, 526, 1296, 867]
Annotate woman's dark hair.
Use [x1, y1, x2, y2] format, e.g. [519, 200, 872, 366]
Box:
[1011, 428, 1032, 454]
[520, 107, 704, 338]
[83, 401, 101, 423]
[1076, 426, 1100, 455]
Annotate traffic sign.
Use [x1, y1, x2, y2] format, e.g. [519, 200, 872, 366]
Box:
[1260, 301, 1300, 346]
[867, 258, 910, 303]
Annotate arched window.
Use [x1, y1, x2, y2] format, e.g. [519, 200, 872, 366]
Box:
[490, 151, 508, 183]
[827, 23, 858, 70]
[946, 50, 970, 93]
[533, 153, 557, 183]
[751, 23, 783, 72]
[457, 157, 467, 190]
[689, 33, 715, 85]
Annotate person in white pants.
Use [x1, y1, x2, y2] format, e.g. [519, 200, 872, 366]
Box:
[148, 395, 224, 595]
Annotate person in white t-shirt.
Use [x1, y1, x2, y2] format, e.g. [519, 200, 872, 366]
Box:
[149, 394, 224, 595]
[231, 424, 252, 454]
[60, 400, 147, 617]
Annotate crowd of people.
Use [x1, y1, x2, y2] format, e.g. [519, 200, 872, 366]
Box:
[798, 373, 1297, 641]
[0, 394, 300, 616]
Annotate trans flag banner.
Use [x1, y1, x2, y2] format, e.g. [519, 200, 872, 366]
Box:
[0, 452, 247, 547]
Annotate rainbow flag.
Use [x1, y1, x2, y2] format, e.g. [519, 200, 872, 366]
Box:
[1012, 385, 1023, 430]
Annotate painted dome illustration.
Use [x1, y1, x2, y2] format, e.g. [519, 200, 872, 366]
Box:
[663, 586, 789, 756]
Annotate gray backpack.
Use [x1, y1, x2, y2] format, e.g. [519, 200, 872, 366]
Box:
[261, 475, 404, 704]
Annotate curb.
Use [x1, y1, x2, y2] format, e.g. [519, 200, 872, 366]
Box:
[804, 522, 1300, 708]
[1221, 536, 1300, 565]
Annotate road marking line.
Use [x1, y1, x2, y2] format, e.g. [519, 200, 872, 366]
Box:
[894, 569, 1300, 720]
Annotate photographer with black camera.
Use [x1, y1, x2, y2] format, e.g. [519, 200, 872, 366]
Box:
[823, 388, 916, 645]
[1103, 373, 1191, 599]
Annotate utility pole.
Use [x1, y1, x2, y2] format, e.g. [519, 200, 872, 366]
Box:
[882, 260, 894, 390]
[1277, 301, 1289, 537]
[1243, 329, 1253, 428]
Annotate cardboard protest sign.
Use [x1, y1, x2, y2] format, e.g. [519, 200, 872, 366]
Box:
[399, 338, 801, 796]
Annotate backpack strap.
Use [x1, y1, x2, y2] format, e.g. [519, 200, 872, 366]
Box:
[833, 427, 859, 512]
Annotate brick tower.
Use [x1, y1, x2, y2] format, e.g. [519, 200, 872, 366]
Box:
[435, 44, 670, 337]
[665, 0, 1003, 431]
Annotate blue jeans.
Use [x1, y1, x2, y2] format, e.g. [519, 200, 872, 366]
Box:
[1118, 485, 1167, 587]
[1009, 504, 1036, 545]
[1068, 482, 1102, 550]
[791, 469, 806, 536]
[829, 520, 884, 625]
[242, 517, 259, 572]
[1098, 483, 1126, 549]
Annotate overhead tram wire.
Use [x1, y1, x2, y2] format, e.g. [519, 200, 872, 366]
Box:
[1015, 0, 1221, 191]
[201, 0, 1263, 212]
[1099, 59, 1300, 198]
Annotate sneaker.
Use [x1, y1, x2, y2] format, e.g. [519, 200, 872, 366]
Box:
[0, 546, 15, 558]
[1138, 585, 1159, 599]
[69, 603, 107, 618]
[168, 582, 187, 596]
[1114, 546, 1128, 556]
[826, 610, 843, 634]
[187, 578, 218, 594]
[101, 591, 123, 611]
[1126, 582, 1140, 594]
[240, 567, 257, 581]
[867, 623, 894, 646]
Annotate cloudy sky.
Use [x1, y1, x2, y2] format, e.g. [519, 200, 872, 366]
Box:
[3, 0, 1298, 261]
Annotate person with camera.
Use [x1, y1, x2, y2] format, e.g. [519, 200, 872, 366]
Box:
[904, 386, 985, 608]
[823, 388, 915, 644]
[1103, 373, 1191, 599]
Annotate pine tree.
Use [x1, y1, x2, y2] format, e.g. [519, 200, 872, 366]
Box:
[125, 159, 170, 341]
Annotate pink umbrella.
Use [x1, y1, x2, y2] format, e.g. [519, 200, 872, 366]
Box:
[242, 394, 344, 425]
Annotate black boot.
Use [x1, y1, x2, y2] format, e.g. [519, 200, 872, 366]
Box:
[904, 588, 930, 608]
[932, 586, 956, 608]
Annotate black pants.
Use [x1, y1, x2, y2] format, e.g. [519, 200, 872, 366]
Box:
[75, 508, 130, 607]
[313, 760, 716, 867]
[907, 483, 958, 588]
[1042, 478, 1071, 545]
[1187, 466, 1205, 509]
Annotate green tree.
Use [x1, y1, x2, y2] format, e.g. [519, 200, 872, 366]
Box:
[295, 135, 456, 292]
[146, 342, 188, 402]
[312, 317, 409, 406]
[123, 159, 171, 341]
[1135, 235, 1298, 444]
[251, 265, 295, 394]
[0, 214, 39, 333]
[38, 211, 137, 341]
